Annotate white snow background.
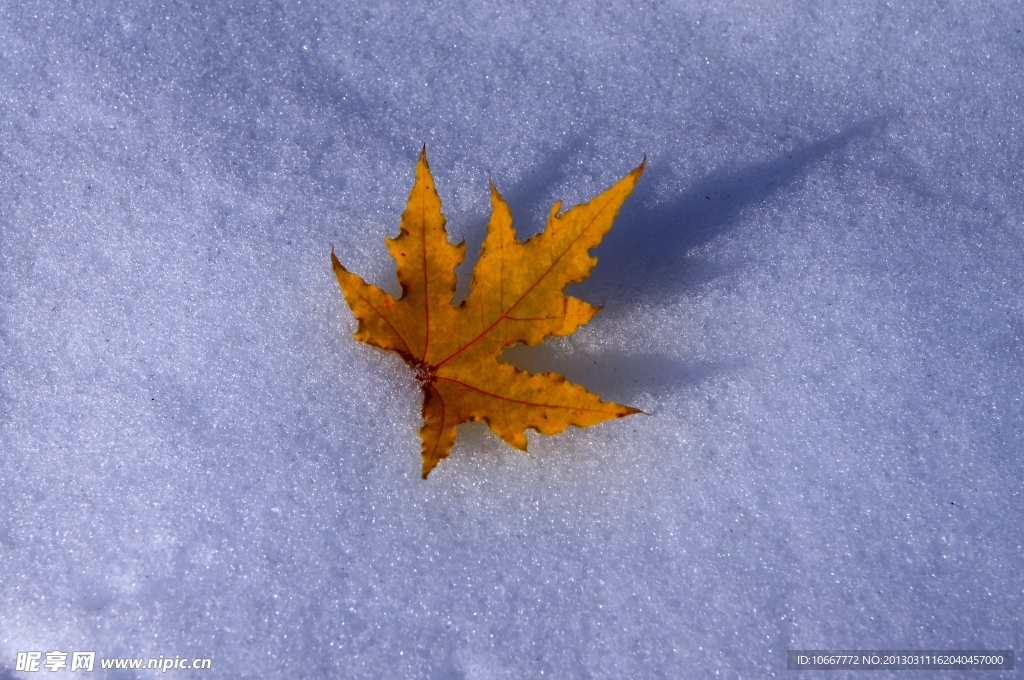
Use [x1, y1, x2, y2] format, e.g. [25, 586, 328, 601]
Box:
[1, 0, 1022, 678]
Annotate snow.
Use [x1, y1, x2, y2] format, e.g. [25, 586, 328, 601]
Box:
[1, 1, 1021, 677]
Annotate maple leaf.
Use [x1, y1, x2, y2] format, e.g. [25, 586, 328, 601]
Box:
[333, 148, 645, 478]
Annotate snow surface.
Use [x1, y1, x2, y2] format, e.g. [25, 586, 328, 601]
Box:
[1, 1, 1022, 678]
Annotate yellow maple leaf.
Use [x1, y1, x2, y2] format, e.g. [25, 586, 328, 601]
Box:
[333, 148, 645, 478]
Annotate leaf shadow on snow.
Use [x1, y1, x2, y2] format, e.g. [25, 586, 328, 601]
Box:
[583, 116, 889, 304]
[501, 343, 740, 403]
[500, 118, 887, 398]
[500, 131, 600, 233]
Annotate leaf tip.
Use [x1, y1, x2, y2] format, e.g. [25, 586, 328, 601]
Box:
[413, 145, 438, 195]
[488, 175, 507, 205]
[614, 404, 644, 418]
[416, 145, 432, 178]
[330, 246, 346, 273]
[421, 455, 442, 479]
[630, 155, 647, 182]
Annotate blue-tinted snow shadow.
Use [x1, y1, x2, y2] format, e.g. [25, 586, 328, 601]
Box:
[585, 116, 889, 303]
[501, 343, 740, 403]
[498, 118, 887, 398]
